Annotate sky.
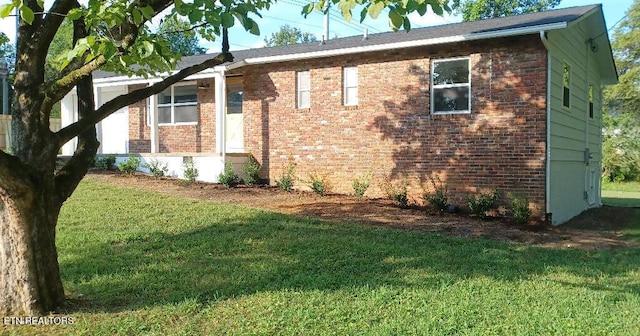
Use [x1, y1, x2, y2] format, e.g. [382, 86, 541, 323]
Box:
[0, 0, 635, 53]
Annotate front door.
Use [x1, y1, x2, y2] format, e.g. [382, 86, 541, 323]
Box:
[225, 80, 243, 152]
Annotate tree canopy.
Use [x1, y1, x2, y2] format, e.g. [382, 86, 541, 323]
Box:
[603, 0, 640, 182]
[0, 32, 14, 70]
[157, 16, 206, 56]
[264, 25, 317, 47]
[452, 0, 561, 21]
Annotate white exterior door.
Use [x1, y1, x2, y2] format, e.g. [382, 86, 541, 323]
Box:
[225, 81, 244, 152]
[98, 87, 128, 154]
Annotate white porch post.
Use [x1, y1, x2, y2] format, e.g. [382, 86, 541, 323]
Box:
[60, 90, 77, 156]
[214, 67, 227, 161]
[94, 87, 102, 154]
[149, 81, 159, 153]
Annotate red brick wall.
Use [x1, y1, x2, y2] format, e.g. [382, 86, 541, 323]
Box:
[127, 79, 216, 153]
[243, 35, 548, 215]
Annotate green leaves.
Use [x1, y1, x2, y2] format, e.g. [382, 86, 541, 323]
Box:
[367, 1, 385, 19]
[388, 8, 403, 30]
[221, 12, 235, 28]
[20, 5, 34, 24]
[0, 4, 13, 18]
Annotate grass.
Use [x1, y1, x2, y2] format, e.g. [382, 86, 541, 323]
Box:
[3, 179, 640, 335]
[602, 180, 640, 207]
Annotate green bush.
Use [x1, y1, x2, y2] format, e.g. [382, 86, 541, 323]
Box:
[144, 159, 168, 178]
[510, 193, 532, 224]
[352, 172, 372, 198]
[218, 162, 240, 188]
[117, 155, 140, 175]
[381, 174, 409, 208]
[276, 159, 296, 192]
[307, 173, 329, 196]
[95, 155, 116, 170]
[424, 176, 449, 212]
[602, 113, 640, 182]
[243, 154, 261, 186]
[183, 157, 199, 184]
[393, 192, 409, 208]
[468, 189, 499, 219]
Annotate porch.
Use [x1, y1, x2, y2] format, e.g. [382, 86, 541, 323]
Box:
[61, 65, 248, 182]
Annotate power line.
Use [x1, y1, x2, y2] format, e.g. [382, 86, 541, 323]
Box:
[261, 14, 325, 30]
[328, 7, 384, 33]
[608, 13, 628, 32]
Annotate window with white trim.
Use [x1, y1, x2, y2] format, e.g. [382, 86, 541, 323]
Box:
[343, 66, 358, 106]
[157, 83, 198, 124]
[297, 70, 311, 109]
[431, 58, 471, 114]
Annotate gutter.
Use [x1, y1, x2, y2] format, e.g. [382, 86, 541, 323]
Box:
[539, 30, 552, 223]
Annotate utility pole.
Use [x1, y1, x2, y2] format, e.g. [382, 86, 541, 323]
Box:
[323, 1, 329, 41]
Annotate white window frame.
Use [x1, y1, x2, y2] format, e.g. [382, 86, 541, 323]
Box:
[155, 81, 199, 126]
[297, 70, 311, 109]
[430, 57, 471, 115]
[343, 66, 358, 106]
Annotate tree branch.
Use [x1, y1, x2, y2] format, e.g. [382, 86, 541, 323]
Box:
[56, 50, 234, 147]
[53, 75, 99, 202]
[34, 0, 74, 66]
[43, 0, 175, 113]
[54, 21, 100, 203]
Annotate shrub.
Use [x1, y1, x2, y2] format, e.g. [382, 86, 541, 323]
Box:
[424, 176, 449, 212]
[243, 154, 261, 186]
[145, 159, 168, 179]
[393, 192, 409, 208]
[183, 157, 199, 184]
[307, 173, 329, 196]
[95, 155, 116, 170]
[381, 174, 409, 208]
[352, 172, 372, 198]
[118, 155, 140, 175]
[468, 189, 499, 219]
[276, 159, 296, 192]
[510, 193, 532, 224]
[218, 162, 240, 188]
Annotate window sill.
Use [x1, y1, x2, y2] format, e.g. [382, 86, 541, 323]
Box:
[431, 111, 471, 115]
[156, 122, 199, 127]
[344, 105, 359, 110]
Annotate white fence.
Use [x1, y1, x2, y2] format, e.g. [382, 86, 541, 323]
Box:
[0, 115, 62, 151]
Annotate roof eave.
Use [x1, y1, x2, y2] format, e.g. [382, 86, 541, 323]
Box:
[243, 22, 569, 66]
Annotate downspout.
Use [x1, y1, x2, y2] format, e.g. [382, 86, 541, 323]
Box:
[539, 31, 552, 223]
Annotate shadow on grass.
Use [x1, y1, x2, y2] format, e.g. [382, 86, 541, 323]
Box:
[59, 208, 640, 314]
[603, 197, 640, 208]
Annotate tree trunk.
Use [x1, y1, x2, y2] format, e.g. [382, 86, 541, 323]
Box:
[0, 180, 65, 316]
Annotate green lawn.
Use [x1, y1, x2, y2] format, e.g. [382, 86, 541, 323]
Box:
[4, 179, 640, 335]
[602, 181, 640, 207]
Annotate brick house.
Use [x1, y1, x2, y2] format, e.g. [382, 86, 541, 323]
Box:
[61, 4, 617, 224]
